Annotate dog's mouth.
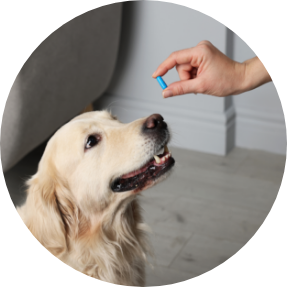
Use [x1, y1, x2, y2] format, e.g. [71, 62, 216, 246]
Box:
[111, 145, 175, 193]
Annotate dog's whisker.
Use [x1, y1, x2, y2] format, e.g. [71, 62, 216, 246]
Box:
[174, 162, 183, 168]
[105, 99, 122, 110]
[103, 102, 132, 117]
[110, 106, 133, 115]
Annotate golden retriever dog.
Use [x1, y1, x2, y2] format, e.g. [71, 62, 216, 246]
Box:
[17, 111, 175, 286]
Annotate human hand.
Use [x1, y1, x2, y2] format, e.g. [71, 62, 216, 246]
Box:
[152, 41, 271, 98]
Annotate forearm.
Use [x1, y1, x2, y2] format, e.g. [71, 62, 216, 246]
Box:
[240, 57, 272, 93]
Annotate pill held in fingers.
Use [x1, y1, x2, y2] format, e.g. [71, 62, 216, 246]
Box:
[156, 76, 168, 89]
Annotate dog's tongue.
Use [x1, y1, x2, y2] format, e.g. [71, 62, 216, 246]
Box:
[112, 146, 174, 192]
[122, 161, 153, 179]
[121, 150, 171, 179]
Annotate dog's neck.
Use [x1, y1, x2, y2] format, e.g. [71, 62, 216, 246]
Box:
[65, 197, 149, 286]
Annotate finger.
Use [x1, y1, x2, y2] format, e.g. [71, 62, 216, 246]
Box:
[191, 67, 198, 79]
[176, 63, 193, 81]
[152, 48, 195, 78]
[162, 79, 201, 98]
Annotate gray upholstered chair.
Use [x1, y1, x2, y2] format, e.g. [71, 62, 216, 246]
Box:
[1, 3, 122, 172]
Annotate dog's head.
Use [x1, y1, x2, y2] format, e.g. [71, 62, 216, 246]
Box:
[24, 111, 174, 257]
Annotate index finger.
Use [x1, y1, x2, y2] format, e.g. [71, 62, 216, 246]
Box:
[152, 47, 195, 78]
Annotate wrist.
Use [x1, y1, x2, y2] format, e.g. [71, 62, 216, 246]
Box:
[232, 61, 249, 95]
[239, 57, 272, 94]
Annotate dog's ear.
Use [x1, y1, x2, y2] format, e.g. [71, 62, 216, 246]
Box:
[24, 171, 74, 257]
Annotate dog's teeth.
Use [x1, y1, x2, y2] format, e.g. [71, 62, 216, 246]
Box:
[154, 155, 161, 163]
[162, 157, 166, 162]
[164, 145, 169, 153]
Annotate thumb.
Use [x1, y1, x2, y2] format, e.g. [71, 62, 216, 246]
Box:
[162, 79, 202, 98]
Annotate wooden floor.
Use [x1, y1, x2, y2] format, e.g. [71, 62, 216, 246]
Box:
[5, 144, 285, 286]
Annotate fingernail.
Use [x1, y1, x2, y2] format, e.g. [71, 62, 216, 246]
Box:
[152, 72, 156, 77]
[162, 89, 173, 98]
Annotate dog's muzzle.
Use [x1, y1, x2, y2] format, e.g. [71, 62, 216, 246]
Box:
[111, 114, 175, 193]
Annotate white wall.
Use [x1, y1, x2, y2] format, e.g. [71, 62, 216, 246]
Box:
[232, 34, 286, 154]
[95, 1, 286, 155]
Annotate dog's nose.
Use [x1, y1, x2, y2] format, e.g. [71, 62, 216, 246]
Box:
[143, 114, 167, 131]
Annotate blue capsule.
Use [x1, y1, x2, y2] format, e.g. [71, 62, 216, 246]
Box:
[156, 76, 168, 89]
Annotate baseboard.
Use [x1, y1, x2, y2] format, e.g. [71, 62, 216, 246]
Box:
[235, 107, 286, 154]
[95, 93, 235, 155]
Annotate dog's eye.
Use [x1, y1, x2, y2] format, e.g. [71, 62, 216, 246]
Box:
[85, 135, 100, 149]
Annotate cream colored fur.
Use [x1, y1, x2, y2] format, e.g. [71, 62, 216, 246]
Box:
[17, 111, 169, 286]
